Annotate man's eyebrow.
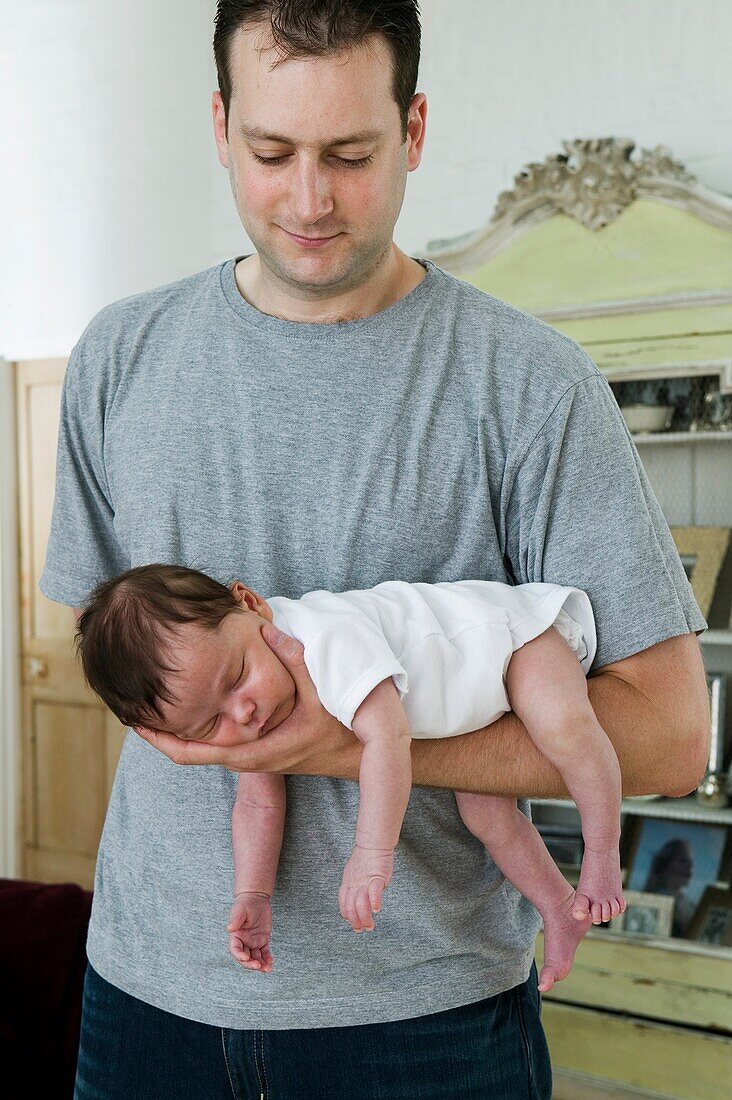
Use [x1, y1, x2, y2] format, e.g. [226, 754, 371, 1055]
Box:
[239, 124, 383, 146]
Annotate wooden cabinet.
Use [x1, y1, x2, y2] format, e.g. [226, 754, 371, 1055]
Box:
[533, 797, 732, 1098]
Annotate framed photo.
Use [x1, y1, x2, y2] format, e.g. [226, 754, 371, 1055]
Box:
[604, 890, 675, 937]
[624, 816, 732, 937]
[669, 526, 730, 621]
[688, 886, 732, 947]
[704, 671, 728, 776]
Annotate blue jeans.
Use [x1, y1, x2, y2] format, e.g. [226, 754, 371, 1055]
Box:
[74, 960, 552, 1099]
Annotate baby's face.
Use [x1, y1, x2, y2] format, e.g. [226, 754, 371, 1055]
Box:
[133, 583, 296, 746]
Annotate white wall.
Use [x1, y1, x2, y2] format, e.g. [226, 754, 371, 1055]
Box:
[0, 2, 730, 874]
[1, 0, 731, 354]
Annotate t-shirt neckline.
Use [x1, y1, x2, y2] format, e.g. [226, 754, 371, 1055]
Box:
[219, 254, 439, 341]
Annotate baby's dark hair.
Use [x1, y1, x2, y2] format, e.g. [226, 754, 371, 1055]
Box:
[74, 563, 244, 729]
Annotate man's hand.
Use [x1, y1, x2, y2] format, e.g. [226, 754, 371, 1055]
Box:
[134, 623, 358, 776]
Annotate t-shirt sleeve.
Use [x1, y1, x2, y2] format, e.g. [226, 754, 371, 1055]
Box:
[298, 608, 409, 730]
[39, 341, 129, 608]
[504, 370, 707, 671]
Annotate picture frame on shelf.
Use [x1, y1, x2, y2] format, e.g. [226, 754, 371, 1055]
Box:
[688, 886, 732, 947]
[669, 526, 731, 624]
[706, 672, 727, 774]
[604, 889, 675, 937]
[624, 816, 732, 937]
[695, 671, 729, 807]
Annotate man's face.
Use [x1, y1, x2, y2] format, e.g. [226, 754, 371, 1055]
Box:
[212, 24, 425, 295]
[134, 604, 296, 747]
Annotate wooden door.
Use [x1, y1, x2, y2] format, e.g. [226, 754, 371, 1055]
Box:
[15, 358, 125, 889]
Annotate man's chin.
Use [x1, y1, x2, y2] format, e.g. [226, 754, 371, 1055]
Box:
[261, 243, 357, 287]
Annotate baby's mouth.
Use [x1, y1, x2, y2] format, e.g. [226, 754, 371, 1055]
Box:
[260, 692, 295, 736]
[260, 703, 278, 736]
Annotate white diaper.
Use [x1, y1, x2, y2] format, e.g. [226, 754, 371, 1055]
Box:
[551, 607, 589, 664]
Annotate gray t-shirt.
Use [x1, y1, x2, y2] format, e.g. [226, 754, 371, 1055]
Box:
[40, 254, 707, 1029]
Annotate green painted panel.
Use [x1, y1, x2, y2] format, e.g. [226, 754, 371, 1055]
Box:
[555, 305, 732, 345]
[575, 331, 731, 372]
[466, 199, 732, 312]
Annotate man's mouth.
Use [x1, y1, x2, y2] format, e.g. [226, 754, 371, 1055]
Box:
[281, 227, 340, 247]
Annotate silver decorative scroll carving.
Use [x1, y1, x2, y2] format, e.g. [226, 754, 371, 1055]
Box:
[492, 137, 696, 230]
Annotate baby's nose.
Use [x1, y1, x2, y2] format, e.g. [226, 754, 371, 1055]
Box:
[229, 696, 257, 728]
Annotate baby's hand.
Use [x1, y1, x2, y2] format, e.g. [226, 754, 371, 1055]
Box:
[227, 892, 274, 972]
[339, 845, 394, 933]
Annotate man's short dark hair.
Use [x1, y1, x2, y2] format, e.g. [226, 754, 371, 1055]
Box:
[74, 564, 243, 730]
[213, 1, 421, 142]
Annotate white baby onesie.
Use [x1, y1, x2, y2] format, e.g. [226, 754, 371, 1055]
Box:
[267, 580, 597, 739]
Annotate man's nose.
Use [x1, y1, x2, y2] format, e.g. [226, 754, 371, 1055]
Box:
[290, 158, 334, 225]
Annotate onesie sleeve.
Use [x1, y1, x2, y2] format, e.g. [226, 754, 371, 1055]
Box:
[299, 607, 409, 730]
[39, 338, 129, 608]
[503, 369, 707, 671]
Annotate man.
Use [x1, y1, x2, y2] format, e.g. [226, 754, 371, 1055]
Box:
[41, 2, 710, 1097]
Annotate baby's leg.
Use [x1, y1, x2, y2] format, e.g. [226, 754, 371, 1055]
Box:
[505, 625, 625, 925]
[455, 791, 591, 992]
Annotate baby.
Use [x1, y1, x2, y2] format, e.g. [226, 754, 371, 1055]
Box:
[74, 564, 626, 993]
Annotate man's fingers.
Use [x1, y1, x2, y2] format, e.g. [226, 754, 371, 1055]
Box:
[261, 622, 306, 668]
[135, 726, 260, 769]
[223, 725, 298, 772]
[135, 727, 224, 765]
[135, 720, 299, 773]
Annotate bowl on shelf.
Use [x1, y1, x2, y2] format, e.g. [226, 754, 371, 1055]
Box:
[620, 404, 674, 433]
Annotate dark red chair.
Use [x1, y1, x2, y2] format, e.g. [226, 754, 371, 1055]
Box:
[0, 878, 93, 1100]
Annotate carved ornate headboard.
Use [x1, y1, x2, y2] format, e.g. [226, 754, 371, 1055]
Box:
[426, 137, 732, 393]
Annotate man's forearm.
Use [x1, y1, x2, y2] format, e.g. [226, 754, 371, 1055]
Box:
[322, 671, 698, 799]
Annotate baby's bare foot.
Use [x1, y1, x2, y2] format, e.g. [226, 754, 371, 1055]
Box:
[538, 890, 592, 993]
[572, 842, 625, 924]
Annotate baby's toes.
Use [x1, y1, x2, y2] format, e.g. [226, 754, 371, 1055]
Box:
[618, 895, 627, 914]
[608, 897, 622, 919]
[601, 900, 612, 923]
[572, 892, 591, 921]
[590, 900, 603, 924]
[537, 965, 557, 993]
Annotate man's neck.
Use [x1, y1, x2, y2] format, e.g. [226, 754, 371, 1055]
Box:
[234, 245, 426, 324]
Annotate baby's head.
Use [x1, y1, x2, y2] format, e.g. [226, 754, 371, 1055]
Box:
[74, 564, 296, 744]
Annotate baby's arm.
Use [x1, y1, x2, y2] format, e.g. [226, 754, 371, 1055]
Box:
[339, 677, 412, 933]
[227, 771, 286, 971]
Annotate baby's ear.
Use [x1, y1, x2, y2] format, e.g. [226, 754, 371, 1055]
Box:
[229, 580, 251, 606]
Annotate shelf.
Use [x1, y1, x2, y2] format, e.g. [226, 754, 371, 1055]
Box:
[532, 794, 732, 825]
[621, 794, 732, 824]
[630, 429, 732, 443]
[581, 924, 731, 960]
[699, 629, 732, 646]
